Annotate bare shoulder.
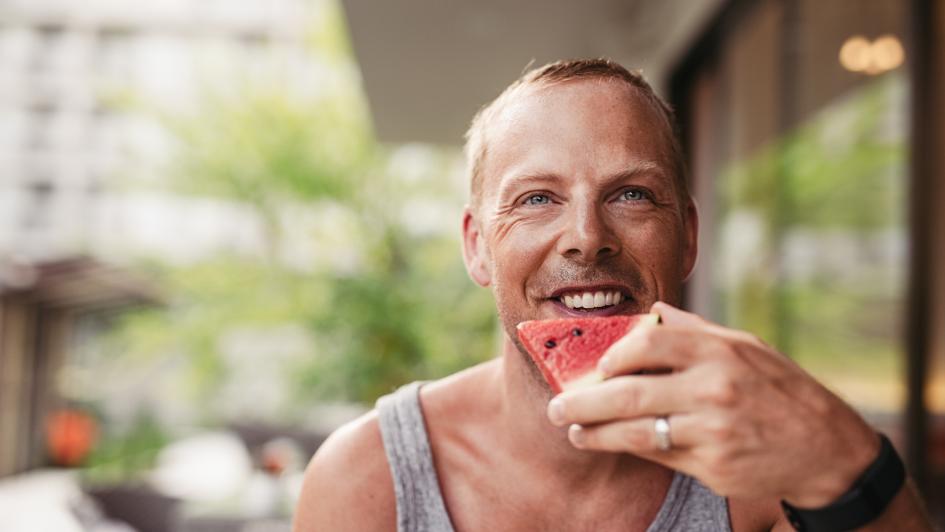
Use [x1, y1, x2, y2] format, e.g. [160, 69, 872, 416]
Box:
[421, 360, 502, 422]
[292, 411, 395, 532]
[728, 496, 793, 532]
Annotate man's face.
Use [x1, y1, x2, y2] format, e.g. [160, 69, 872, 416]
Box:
[463, 79, 697, 344]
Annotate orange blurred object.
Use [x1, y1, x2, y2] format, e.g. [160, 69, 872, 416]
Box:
[260, 437, 301, 477]
[46, 408, 99, 467]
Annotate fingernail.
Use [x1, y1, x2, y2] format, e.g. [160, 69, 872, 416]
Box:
[569, 424, 584, 446]
[548, 398, 565, 425]
[597, 355, 611, 375]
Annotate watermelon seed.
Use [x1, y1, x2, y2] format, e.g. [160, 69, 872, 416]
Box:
[572, 328, 582, 336]
[545, 339, 556, 348]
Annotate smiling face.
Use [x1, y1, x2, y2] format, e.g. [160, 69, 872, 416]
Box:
[462, 79, 698, 347]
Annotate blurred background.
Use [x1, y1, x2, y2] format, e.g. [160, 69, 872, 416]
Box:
[0, 0, 942, 530]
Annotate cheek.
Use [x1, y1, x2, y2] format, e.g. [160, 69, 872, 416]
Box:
[490, 218, 559, 292]
[621, 216, 687, 275]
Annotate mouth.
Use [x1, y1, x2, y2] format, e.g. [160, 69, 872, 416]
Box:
[547, 286, 637, 317]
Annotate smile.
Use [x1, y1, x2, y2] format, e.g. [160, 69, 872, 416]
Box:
[558, 290, 625, 310]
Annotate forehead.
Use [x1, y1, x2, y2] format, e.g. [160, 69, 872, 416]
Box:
[481, 80, 674, 199]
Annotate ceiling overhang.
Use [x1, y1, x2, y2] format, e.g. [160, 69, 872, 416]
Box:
[340, 0, 723, 144]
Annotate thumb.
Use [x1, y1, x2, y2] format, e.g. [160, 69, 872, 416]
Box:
[650, 301, 705, 328]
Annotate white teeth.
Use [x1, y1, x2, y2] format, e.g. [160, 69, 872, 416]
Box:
[561, 290, 626, 309]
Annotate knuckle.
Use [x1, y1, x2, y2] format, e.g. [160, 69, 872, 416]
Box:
[707, 336, 737, 362]
[714, 379, 739, 406]
[744, 331, 772, 350]
[699, 377, 739, 407]
[730, 330, 760, 346]
[621, 423, 650, 450]
[617, 381, 644, 413]
[807, 385, 836, 417]
[705, 415, 735, 442]
[744, 332, 765, 347]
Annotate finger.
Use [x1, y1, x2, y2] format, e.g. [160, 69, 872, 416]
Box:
[614, 305, 786, 378]
[549, 373, 693, 427]
[568, 413, 699, 454]
[598, 324, 701, 377]
[653, 301, 768, 349]
[650, 301, 706, 328]
[655, 302, 799, 379]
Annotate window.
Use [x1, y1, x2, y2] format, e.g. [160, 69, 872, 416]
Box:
[673, 0, 910, 444]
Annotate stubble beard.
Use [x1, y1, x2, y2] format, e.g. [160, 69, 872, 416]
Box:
[492, 276, 555, 397]
[493, 260, 651, 397]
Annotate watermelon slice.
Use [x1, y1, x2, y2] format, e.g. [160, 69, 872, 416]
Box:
[516, 314, 660, 393]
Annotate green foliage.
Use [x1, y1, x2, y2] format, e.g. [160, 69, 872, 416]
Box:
[167, 88, 374, 221]
[105, 259, 333, 407]
[100, 4, 496, 416]
[724, 76, 905, 231]
[299, 226, 497, 402]
[109, 237, 496, 413]
[713, 74, 907, 408]
[82, 412, 169, 485]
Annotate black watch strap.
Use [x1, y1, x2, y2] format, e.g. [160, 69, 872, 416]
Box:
[781, 433, 906, 532]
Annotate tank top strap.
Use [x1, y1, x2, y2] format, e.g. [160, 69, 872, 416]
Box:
[376, 381, 455, 532]
[646, 471, 732, 532]
[377, 381, 730, 532]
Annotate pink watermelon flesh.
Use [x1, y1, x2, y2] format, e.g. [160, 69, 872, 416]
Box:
[516, 314, 659, 393]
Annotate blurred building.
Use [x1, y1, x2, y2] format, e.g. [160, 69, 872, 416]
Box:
[0, 257, 158, 477]
[0, 0, 320, 477]
[341, 0, 945, 522]
[0, 0, 314, 264]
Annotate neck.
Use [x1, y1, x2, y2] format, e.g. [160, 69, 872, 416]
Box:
[493, 334, 667, 488]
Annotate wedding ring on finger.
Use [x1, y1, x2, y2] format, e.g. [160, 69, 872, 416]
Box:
[654, 416, 672, 451]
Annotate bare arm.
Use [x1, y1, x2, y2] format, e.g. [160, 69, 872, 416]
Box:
[854, 480, 934, 531]
[292, 412, 396, 532]
[768, 479, 933, 532]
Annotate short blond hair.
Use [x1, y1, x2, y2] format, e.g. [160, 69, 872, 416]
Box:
[463, 58, 688, 209]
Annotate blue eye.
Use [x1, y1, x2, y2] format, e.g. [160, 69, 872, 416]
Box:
[621, 189, 648, 201]
[524, 194, 551, 206]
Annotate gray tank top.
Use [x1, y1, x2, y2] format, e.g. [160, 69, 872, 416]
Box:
[377, 382, 732, 532]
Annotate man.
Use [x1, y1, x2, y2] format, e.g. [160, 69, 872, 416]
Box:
[293, 59, 932, 531]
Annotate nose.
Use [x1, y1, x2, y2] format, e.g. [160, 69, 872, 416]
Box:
[556, 202, 621, 263]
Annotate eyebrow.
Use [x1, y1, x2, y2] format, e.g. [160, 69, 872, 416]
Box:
[496, 173, 565, 201]
[600, 162, 668, 188]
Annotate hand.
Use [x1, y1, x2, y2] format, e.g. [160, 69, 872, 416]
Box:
[546, 302, 882, 507]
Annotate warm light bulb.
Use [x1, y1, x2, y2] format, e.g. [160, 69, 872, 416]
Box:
[839, 35, 872, 73]
[871, 35, 904, 72]
[838, 34, 905, 75]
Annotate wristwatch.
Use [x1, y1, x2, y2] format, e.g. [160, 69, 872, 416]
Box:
[780, 433, 906, 532]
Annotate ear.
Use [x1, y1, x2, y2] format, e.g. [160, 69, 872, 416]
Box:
[682, 197, 699, 281]
[462, 206, 492, 287]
